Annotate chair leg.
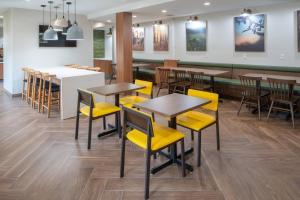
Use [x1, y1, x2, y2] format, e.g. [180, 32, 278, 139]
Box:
[145, 150, 151, 200]
[87, 116, 93, 150]
[290, 103, 295, 128]
[75, 111, 80, 140]
[191, 130, 194, 141]
[197, 132, 202, 167]
[156, 85, 161, 97]
[103, 116, 107, 130]
[120, 135, 126, 178]
[151, 112, 155, 122]
[258, 98, 261, 120]
[237, 96, 245, 116]
[180, 140, 186, 177]
[216, 120, 220, 151]
[267, 101, 274, 121]
[117, 112, 122, 139]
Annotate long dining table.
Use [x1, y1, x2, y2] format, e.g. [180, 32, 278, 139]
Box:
[243, 73, 300, 85]
[31, 66, 105, 119]
[159, 67, 230, 92]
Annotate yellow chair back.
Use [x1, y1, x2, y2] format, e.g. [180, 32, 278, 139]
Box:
[135, 80, 153, 96]
[188, 89, 219, 112]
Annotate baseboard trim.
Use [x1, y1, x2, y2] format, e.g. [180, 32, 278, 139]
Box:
[3, 89, 21, 98]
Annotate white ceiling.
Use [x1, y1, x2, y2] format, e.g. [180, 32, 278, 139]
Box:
[0, 0, 298, 24]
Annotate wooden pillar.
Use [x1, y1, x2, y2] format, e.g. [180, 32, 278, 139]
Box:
[116, 12, 132, 82]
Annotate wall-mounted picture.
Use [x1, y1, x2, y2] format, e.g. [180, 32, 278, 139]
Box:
[39, 25, 77, 47]
[186, 20, 207, 51]
[132, 27, 145, 51]
[153, 24, 169, 51]
[234, 14, 265, 52]
[297, 11, 300, 52]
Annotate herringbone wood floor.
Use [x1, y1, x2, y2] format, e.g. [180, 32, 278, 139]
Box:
[0, 82, 300, 200]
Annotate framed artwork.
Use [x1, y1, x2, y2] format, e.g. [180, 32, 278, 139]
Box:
[153, 24, 169, 51]
[297, 10, 300, 52]
[38, 25, 77, 47]
[186, 20, 207, 51]
[132, 27, 145, 51]
[234, 14, 265, 52]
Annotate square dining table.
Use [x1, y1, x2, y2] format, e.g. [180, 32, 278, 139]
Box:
[88, 83, 145, 138]
[134, 93, 211, 174]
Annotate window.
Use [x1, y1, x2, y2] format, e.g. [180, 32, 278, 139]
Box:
[93, 30, 105, 58]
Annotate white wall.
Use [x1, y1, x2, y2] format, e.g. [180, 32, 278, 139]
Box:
[133, 2, 300, 67]
[3, 8, 93, 95]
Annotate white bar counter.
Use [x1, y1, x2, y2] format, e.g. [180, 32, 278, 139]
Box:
[32, 66, 105, 120]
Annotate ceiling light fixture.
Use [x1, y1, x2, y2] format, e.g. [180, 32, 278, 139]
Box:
[106, 20, 112, 23]
[53, 6, 63, 31]
[62, 1, 72, 35]
[53, 0, 68, 28]
[67, 0, 84, 40]
[161, 10, 167, 13]
[204, 2, 211, 6]
[43, 1, 58, 41]
[241, 8, 252, 17]
[133, 15, 137, 18]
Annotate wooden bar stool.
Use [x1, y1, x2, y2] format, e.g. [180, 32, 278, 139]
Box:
[64, 64, 80, 68]
[41, 74, 61, 118]
[30, 71, 42, 108]
[32, 72, 43, 111]
[21, 67, 31, 101]
[26, 69, 35, 105]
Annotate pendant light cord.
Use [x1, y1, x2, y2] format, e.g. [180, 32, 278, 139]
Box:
[74, 0, 77, 25]
[49, 2, 52, 27]
[62, 0, 65, 18]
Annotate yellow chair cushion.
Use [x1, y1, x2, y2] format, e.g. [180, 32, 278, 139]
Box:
[80, 102, 120, 118]
[120, 96, 149, 107]
[135, 79, 153, 96]
[126, 123, 185, 151]
[177, 110, 216, 131]
[188, 89, 219, 112]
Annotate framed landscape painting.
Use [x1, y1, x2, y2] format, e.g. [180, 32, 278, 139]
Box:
[153, 24, 169, 51]
[297, 10, 300, 52]
[186, 20, 207, 51]
[132, 27, 145, 51]
[234, 14, 265, 52]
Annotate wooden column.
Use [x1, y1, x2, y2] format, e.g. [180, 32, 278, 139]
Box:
[116, 12, 132, 82]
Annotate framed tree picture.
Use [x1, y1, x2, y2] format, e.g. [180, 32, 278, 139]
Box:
[234, 14, 265, 52]
[132, 27, 145, 51]
[186, 20, 207, 51]
[153, 24, 169, 51]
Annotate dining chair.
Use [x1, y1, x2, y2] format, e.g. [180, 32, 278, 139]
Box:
[120, 79, 153, 108]
[75, 89, 121, 149]
[237, 75, 270, 120]
[41, 74, 60, 118]
[190, 71, 212, 91]
[120, 107, 186, 200]
[267, 78, 300, 128]
[176, 89, 220, 167]
[171, 70, 192, 94]
[156, 68, 176, 96]
[109, 63, 116, 84]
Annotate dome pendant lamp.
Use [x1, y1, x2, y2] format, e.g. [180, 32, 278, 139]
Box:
[67, 0, 84, 40]
[62, 1, 72, 35]
[53, 6, 63, 32]
[43, 1, 58, 40]
[53, 0, 68, 28]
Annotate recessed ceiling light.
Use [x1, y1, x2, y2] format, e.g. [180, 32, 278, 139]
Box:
[133, 15, 137, 18]
[204, 2, 211, 6]
[106, 20, 111, 23]
[161, 10, 167, 13]
[25, 0, 31, 2]
[0, 16, 3, 18]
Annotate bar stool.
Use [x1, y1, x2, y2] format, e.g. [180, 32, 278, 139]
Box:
[31, 71, 42, 108]
[26, 69, 35, 105]
[41, 74, 61, 118]
[64, 64, 80, 68]
[21, 67, 30, 101]
[32, 72, 43, 111]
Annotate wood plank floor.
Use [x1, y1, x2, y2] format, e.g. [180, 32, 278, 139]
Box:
[0, 82, 300, 200]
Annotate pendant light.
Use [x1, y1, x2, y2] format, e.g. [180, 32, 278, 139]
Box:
[53, 6, 63, 32]
[62, 1, 72, 35]
[66, 0, 84, 40]
[43, 1, 58, 40]
[53, 0, 68, 28]
[106, 28, 113, 37]
[39, 4, 47, 36]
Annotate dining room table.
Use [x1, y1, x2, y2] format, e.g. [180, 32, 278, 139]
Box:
[159, 67, 230, 92]
[88, 82, 145, 138]
[134, 93, 211, 174]
[31, 66, 105, 119]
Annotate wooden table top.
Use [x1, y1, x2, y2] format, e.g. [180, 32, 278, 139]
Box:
[244, 73, 300, 85]
[134, 93, 211, 118]
[159, 67, 229, 76]
[88, 83, 145, 96]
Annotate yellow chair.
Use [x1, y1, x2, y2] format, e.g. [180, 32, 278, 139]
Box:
[176, 89, 220, 167]
[120, 107, 186, 200]
[120, 79, 153, 108]
[75, 89, 121, 149]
